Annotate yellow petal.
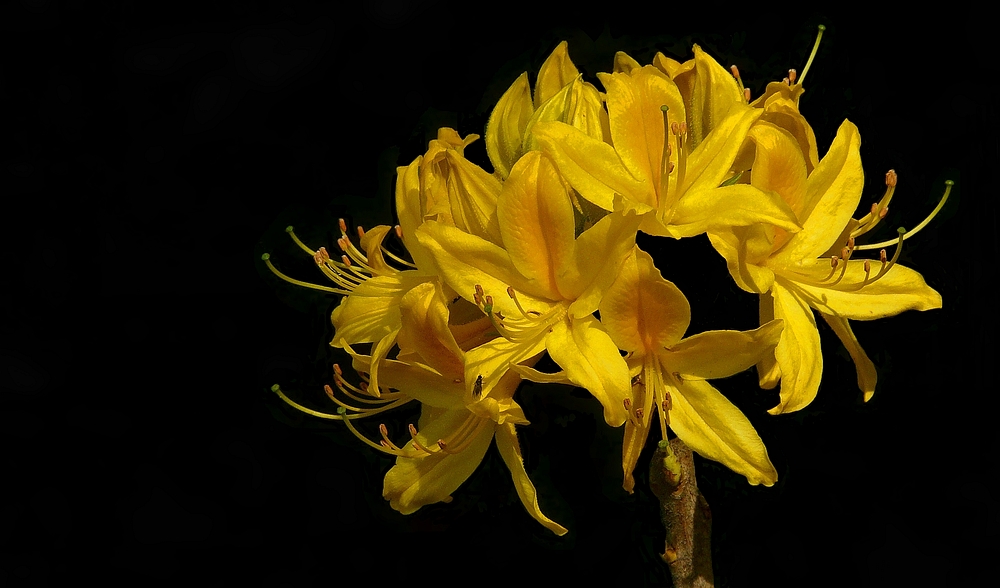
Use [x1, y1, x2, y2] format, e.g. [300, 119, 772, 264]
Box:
[684, 44, 746, 148]
[664, 320, 784, 380]
[780, 259, 943, 319]
[667, 377, 777, 486]
[758, 94, 820, 172]
[598, 67, 685, 205]
[534, 41, 579, 108]
[757, 292, 781, 389]
[486, 72, 533, 180]
[667, 183, 799, 239]
[383, 408, 494, 514]
[394, 156, 436, 270]
[497, 151, 577, 300]
[613, 50, 642, 74]
[680, 106, 761, 198]
[533, 120, 647, 211]
[523, 78, 606, 152]
[397, 281, 465, 382]
[706, 228, 776, 293]
[495, 422, 569, 535]
[652, 53, 692, 80]
[414, 220, 553, 318]
[747, 121, 809, 220]
[330, 273, 430, 346]
[565, 208, 642, 316]
[772, 120, 863, 265]
[768, 280, 822, 414]
[443, 150, 504, 246]
[820, 313, 877, 401]
[347, 352, 464, 409]
[599, 247, 690, 354]
[545, 315, 631, 426]
[465, 335, 548, 402]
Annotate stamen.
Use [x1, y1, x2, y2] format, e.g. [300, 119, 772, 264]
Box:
[262, 253, 348, 294]
[788, 68, 797, 84]
[852, 170, 897, 239]
[338, 407, 401, 456]
[658, 105, 672, 216]
[408, 423, 437, 455]
[272, 384, 343, 420]
[395, 225, 403, 239]
[357, 226, 365, 239]
[285, 226, 316, 256]
[796, 24, 826, 86]
[855, 180, 952, 250]
[507, 287, 542, 320]
[744, 87, 751, 102]
[338, 218, 348, 233]
[379, 423, 403, 452]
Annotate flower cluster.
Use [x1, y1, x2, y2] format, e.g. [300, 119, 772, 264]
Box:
[265, 28, 946, 535]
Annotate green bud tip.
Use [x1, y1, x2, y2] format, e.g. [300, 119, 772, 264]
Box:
[897, 227, 907, 234]
[261, 253, 270, 260]
[658, 439, 668, 449]
[945, 180, 955, 186]
[336, 406, 347, 415]
[285, 226, 294, 232]
[818, 24, 826, 31]
[271, 384, 280, 392]
[660, 105, 669, 112]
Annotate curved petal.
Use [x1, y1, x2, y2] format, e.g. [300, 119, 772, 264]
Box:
[667, 377, 777, 486]
[533, 120, 648, 211]
[706, 228, 776, 293]
[331, 272, 430, 346]
[772, 120, 863, 264]
[681, 106, 760, 197]
[394, 156, 436, 270]
[820, 313, 878, 401]
[465, 334, 548, 403]
[684, 44, 746, 148]
[397, 282, 465, 381]
[347, 352, 464, 409]
[495, 422, 569, 535]
[523, 78, 606, 152]
[599, 247, 691, 354]
[534, 40, 579, 108]
[414, 221, 553, 318]
[383, 408, 494, 514]
[664, 320, 784, 380]
[444, 150, 504, 246]
[779, 259, 942, 320]
[757, 292, 781, 389]
[565, 208, 642, 315]
[747, 121, 809, 220]
[598, 67, 685, 205]
[546, 315, 630, 426]
[667, 183, 799, 239]
[768, 280, 823, 414]
[486, 72, 533, 179]
[497, 151, 576, 301]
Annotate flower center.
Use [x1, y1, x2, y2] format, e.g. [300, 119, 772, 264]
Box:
[473, 284, 567, 346]
[656, 105, 689, 222]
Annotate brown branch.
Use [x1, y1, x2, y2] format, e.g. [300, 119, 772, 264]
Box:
[649, 438, 714, 588]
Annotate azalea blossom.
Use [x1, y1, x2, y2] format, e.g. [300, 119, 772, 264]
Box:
[416, 150, 641, 426]
[597, 247, 781, 490]
[708, 120, 944, 413]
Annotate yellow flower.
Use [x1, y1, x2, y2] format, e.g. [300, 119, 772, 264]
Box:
[591, 247, 781, 491]
[531, 46, 801, 239]
[486, 41, 607, 180]
[708, 119, 944, 414]
[416, 150, 641, 426]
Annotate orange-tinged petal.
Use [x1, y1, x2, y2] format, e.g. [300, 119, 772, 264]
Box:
[598, 67, 685, 206]
[667, 377, 777, 486]
[664, 320, 784, 380]
[397, 282, 465, 382]
[383, 408, 494, 514]
[486, 72, 533, 180]
[768, 280, 822, 414]
[497, 151, 576, 300]
[772, 120, 863, 265]
[546, 315, 631, 426]
[533, 120, 647, 211]
[779, 259, 943, 320]
[599, 247, 690, 354]
[820, 313, 878, 401]
[534, 41, 579, 108]
[565, 208, 642, 316]
[495, 421, 569, 535]
[747, 121, 809, 218]
[414, 220, 553, 318]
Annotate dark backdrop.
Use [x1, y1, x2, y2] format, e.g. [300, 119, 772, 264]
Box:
[1, 2, 989, 586]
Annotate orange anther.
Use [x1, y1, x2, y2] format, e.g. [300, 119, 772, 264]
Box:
[507, 286, 515, 298]
[788, 68, 797, 83]
[879, 207, 889, 219]
[831, 256, 839, 268]
[357, 226, 365, 239]
[342, 254, 351, 267]
[730, 64, 741, 79]
[338, 218, 348, 233]
[394, 225, 403, 239]
[744, 87, 751, 102]
[886, 169, 897, 187]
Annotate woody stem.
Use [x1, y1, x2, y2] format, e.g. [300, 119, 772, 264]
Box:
[649, 437, 714, 588]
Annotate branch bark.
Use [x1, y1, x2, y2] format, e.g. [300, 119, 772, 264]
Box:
[649, 438, 714, 588]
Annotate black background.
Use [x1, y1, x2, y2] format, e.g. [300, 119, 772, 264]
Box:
[1, 2, 991, 586]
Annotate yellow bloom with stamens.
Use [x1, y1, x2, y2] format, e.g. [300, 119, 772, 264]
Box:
[596, 247, 782, 491]
[486, 41, 607, 180]
[360, 281, 567, 534]
[531, 45, 801, 239]
[708, 119, 945, 414]
[416, 150, 641, 426]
